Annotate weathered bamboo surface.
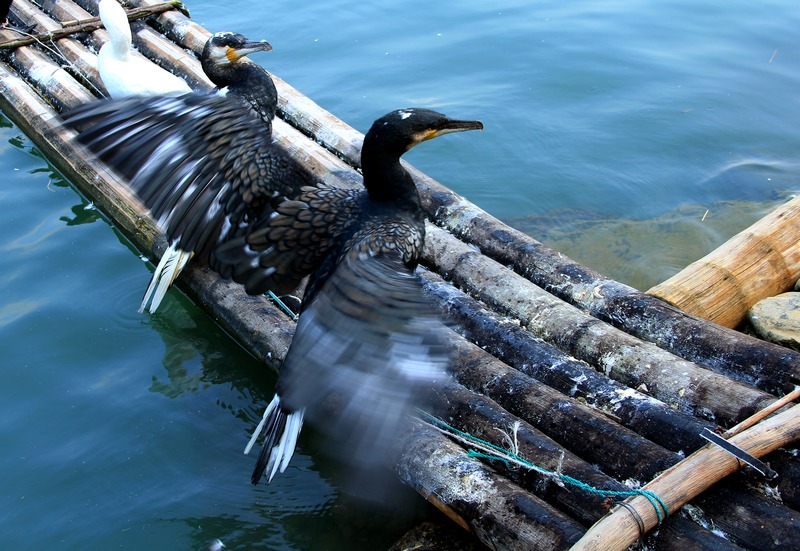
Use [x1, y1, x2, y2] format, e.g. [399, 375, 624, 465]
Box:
[2, 1, 799, 550]
[571, 403, 800, 551]
[648, 195, 800, 329]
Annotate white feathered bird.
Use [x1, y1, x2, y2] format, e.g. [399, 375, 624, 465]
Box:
[96, 0, 192, 98]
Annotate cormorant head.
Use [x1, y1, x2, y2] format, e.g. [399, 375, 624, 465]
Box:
[364, 108, 483, 157]
[361, 108, 482, 200]
[202, 32, 272, 67]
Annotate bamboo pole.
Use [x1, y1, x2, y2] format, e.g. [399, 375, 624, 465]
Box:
[0, 0, 185, 50]
[648, 196, 800, 328]
[569, 402, 800, 551]
[422, 224, 778, 427]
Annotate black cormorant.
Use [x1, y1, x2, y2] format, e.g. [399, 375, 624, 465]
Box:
[62, 94, 318, 312]
[233, 108, 483, 483]
[200, 32, 277, 132]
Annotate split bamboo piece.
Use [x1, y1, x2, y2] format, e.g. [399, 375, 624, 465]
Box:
[649, 195, 800, 328]
[569, 400, 800, 551]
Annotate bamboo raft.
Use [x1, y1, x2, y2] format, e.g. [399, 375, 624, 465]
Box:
[2, 1, 799, 549]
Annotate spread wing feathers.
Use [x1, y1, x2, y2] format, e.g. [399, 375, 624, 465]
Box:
[276, 248, 451, 470]
[61, 94, 318, 263]
[214, 183, 366, 295]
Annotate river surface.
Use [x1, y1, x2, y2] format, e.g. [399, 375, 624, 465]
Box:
[1, 0, 798, 549]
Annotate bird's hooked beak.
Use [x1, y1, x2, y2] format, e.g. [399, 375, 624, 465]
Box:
[412, 118, 483, 148]
[226, 40, 273, 63]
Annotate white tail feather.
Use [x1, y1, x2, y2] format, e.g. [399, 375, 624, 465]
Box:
[244, 394, 305, 482]
[268, 408, 304, 481]
[139, 243, 193, 313]
[278, 410, 304, 473]
[244, 395, 279, 455]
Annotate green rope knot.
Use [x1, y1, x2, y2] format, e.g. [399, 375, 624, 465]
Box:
[423, 413, 670, 525]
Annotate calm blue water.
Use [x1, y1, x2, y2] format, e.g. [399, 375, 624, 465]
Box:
[1, 0, 799, 549]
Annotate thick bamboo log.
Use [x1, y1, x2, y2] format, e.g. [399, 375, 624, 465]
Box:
[395, 421, 585, 551]
[420, 269, 712, 455]
[430, 383, 743, 550]
[570, 402, 800, 551]
[649, 196, 800, 329]
[422, 224, 778, 427]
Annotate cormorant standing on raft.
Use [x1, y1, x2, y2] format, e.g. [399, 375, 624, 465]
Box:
[234, 108, 483, 483]
[201, 32, 277, 132]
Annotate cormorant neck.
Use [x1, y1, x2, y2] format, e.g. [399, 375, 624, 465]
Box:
[361, 142, 419, 204]
[202, 60, 250, 88]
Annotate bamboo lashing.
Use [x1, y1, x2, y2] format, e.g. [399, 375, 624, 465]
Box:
[569, 395, 800, 551]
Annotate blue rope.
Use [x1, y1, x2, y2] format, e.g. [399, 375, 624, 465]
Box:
[422, 413, 670, 525]
[267, 291, 298, 321]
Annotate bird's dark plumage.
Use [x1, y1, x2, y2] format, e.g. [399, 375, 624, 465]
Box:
[61, 93, 318, 311]
[240, 108, 483, 483]
[200, 32, 277, 133]
[62, 98, 482, 483]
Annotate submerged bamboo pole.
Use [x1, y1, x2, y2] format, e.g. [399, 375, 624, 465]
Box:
[570, 402, 800, 551]
[649, 195, 800, 328]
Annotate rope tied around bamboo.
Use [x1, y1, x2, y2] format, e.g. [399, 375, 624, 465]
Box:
[0, 0, 188, 51]
[419, 412, 671, 526]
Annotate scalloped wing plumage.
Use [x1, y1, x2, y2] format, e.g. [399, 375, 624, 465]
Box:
[213, 183, 366, 295]
[62, 94, 318, 265]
